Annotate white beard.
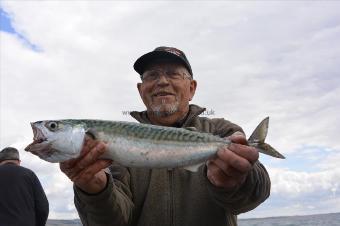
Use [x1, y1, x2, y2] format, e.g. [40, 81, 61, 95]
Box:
[150, 99, 180, 117]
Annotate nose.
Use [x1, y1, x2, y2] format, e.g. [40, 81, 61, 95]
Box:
[156, 74, 170, 86]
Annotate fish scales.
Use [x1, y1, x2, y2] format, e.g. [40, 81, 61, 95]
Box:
[58, 119, 223, 144]
[25, 117, 285, 171]
[93, 120, 220, 143]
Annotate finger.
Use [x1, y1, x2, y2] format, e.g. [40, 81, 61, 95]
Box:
[60, 137, 95, 173]
[60, 153, 88, 178]
[228, 131, 248, 145]
[69, 142, 107, 179]
[78, 142, 107, 169]
[60, 139, 105, 179]
[80, 136, 99, 157]
[60, 158, 78, 172]
[217, 147, 252, 173]
[212, 158, 244, 178]
[228, 143, 259, 164]
[73, 159, 112, 183]
[62, 136, 98, 169]
[206, 161, 239, 189]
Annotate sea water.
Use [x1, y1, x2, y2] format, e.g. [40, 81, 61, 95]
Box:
[238, 212, 340, 226]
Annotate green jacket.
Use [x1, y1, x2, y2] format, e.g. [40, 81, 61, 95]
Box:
[74, 104, 271, 226]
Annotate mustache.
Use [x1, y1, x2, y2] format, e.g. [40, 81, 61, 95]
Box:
[152, 90, 175, 96]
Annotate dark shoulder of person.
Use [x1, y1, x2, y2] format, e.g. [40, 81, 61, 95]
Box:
[0, 163, 39, 183]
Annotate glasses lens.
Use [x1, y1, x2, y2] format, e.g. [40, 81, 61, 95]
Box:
[142, 71, 159, 81]
[142, 69, 190, 82]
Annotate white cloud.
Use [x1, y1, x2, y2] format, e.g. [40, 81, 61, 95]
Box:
[241, 157, 340, 218]
[269, 167, 340, 197]
[1, 1, 340, 219]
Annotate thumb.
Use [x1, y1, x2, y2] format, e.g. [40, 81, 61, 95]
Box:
[226, 131, 247, 145]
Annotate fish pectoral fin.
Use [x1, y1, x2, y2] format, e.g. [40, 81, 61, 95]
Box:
[182, 162, 204, 172]
[86, 128, 98, 140]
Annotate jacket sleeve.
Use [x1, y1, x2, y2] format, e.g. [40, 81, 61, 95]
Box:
[203, 161, 270, 214]
[74, 164, 134, 226]
[204, 118, 271, 214]
[32, 172, 49, 226]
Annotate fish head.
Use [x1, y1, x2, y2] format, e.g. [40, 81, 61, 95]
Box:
[25, 120, 86, 163]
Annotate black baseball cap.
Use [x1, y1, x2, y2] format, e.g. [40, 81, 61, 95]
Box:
[0, 147, 20, 161]
[133, 46, 193, 77]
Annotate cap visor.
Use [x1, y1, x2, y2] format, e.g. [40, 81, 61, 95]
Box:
[134, 51, 188, 75]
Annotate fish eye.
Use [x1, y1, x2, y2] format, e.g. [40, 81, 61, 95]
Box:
[47, 121, 58, 131]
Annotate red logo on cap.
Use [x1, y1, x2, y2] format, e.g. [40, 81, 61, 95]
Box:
[164, 48, 182, 57]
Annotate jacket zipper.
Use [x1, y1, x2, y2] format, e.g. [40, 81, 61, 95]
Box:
[168, 169, 174, 226]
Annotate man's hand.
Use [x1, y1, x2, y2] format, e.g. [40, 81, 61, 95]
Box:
[59, 136, 112, 194]
[207, 131, 259, 190]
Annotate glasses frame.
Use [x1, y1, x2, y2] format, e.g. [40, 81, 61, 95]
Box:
[141, 69, 192, 83]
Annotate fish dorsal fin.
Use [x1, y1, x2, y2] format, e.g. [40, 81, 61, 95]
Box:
[248, 117, 269, 144]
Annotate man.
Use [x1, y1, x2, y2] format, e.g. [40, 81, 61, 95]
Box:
[60, 46, 271, 226]
[0, 147, 49, 226]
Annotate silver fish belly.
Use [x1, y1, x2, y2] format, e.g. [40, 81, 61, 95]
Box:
[100, 134, 226, 168]
[25, 117, 285, 171]
[85, 120, 228, 169]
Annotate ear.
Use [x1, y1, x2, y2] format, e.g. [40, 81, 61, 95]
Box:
[137, 83, 142, 97]
[189, 80, 197, 101]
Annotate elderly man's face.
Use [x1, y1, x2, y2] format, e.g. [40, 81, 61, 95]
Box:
[137, 62, 197, 118]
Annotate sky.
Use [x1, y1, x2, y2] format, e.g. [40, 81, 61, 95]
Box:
[1, 0, 340, 220]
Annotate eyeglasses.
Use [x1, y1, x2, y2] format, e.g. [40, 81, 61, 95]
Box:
[141, 69, 191, 82]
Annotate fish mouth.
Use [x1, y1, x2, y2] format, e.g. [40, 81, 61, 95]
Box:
[32, 123, 48, 144]
[31, 138, 47, 145]
[25, 123, 48, 152]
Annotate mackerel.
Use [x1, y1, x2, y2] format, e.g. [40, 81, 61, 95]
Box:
[25, 117, 285, 171]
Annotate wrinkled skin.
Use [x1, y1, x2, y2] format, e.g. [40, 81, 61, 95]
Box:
[207, 132, 259, 189]
[137, 61, 197, 126]
[60, 61, 259, 194]
[60, 136, 112, 193]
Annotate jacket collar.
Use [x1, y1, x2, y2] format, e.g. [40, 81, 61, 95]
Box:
[130, 104, 206, 128]
[1, 162, 17, 166]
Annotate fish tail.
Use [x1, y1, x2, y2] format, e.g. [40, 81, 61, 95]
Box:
[248, 117, 285, 159]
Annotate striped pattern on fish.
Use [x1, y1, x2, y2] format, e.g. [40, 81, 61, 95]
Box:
[25, 117, 285, 171]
